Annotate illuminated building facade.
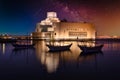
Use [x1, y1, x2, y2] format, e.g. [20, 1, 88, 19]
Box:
[32, 12, 96, 39]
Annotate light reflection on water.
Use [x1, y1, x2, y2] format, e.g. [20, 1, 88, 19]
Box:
[35, 41, 81, 73]
[0, 40, 120, 79]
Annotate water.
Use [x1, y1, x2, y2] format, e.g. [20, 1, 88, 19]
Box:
[0, 40, 120, 80]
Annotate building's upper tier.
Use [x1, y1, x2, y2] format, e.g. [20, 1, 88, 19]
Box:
[40, 12, 60, 25]
[47, 12, 57, 18]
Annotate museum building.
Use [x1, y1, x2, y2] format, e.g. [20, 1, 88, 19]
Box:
[32, 12, 96, 40]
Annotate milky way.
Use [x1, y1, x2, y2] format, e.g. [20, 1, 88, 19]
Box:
[51, 0, 120, 36]
[1, 0, 120, 36]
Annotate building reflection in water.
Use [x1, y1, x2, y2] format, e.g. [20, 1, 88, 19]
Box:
[35, 41, 60, 73]
[35, 41, 81, 73]
[44, 52, 59, 73]
[1, 43, 5, 54]
[35, 40, 105, 73]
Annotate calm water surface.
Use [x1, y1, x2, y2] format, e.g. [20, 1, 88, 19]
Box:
[0, 40, 120, 80]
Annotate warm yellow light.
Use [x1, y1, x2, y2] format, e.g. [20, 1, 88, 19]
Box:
[47, 12, 57, 18]
[2, 43, 5, 54]
[45, 54, 59, 73]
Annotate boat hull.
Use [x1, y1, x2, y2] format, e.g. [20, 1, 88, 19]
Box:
[46, 44, 72, 52]
[78, 44, 103, 53]
[12, 44, 35, 49]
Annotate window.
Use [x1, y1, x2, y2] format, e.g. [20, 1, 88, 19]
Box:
[69, 32, 87, 37]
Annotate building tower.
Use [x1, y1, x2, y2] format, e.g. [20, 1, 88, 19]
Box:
[34, 12, 60, 39]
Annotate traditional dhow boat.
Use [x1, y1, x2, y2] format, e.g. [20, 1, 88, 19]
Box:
[78, 44, 104, 53]
[46, 43, 72, 52]
[12, 43, 35, 49]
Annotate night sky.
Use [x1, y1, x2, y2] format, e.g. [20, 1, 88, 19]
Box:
[1, 0, 120, 36]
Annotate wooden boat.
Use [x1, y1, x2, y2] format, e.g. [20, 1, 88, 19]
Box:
[12, 43, 35, 49]
[78, 44, 104, 53]
[46, 43, 72, 52]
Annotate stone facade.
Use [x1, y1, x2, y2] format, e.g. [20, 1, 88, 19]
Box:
[32, 12, 96, 40]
